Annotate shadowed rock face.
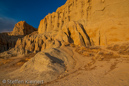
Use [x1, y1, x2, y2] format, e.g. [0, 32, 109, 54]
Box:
[0, 33, 22, 53]
[55, 21, 92, 46]
[38, 0, 129, 45]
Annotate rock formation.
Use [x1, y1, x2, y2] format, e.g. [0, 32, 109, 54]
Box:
[0, 21, 37, 53]
[55, 21, 92, 46]
[38, 0, 129, 45]
[1, 0, 129, 55]
[10, 21, 37, 36]
[0, 33, 20, 53]
[14, 21, 92, 55]
[0, 0, 129, 86]
[1, 0, 129, 56]
[15, 31, 58, 54]
[9, 48, 75, 82]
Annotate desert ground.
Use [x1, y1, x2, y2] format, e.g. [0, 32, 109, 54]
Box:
[0, 42, 129, 86]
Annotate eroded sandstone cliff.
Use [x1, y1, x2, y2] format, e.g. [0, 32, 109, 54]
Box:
[14, 21, 92, 55]
[38, 0, 129, 45]
[1, 0, 129, 57]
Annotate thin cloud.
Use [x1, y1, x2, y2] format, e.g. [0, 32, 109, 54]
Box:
[0, 17, 17, 33]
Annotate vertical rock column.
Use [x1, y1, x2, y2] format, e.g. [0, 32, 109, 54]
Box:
[59, 12, 64, 29]
[46, 14, 52, 32]
[53, 12, 59, 30]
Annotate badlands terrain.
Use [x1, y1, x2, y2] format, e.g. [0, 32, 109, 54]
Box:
[0, 0, 129, 86]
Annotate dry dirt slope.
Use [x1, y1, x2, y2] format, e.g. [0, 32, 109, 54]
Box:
[45, 42, 129, 86]
[0, 42, 129, 86]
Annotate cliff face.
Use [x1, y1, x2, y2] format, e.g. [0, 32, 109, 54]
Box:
[38, 0, 89, 33]
[86, 0, 129, 45]
[38, 0, 129, 45]
[1, 0, 129, 55]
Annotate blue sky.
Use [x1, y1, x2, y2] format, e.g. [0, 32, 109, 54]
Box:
[0, 0, 66, 32]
